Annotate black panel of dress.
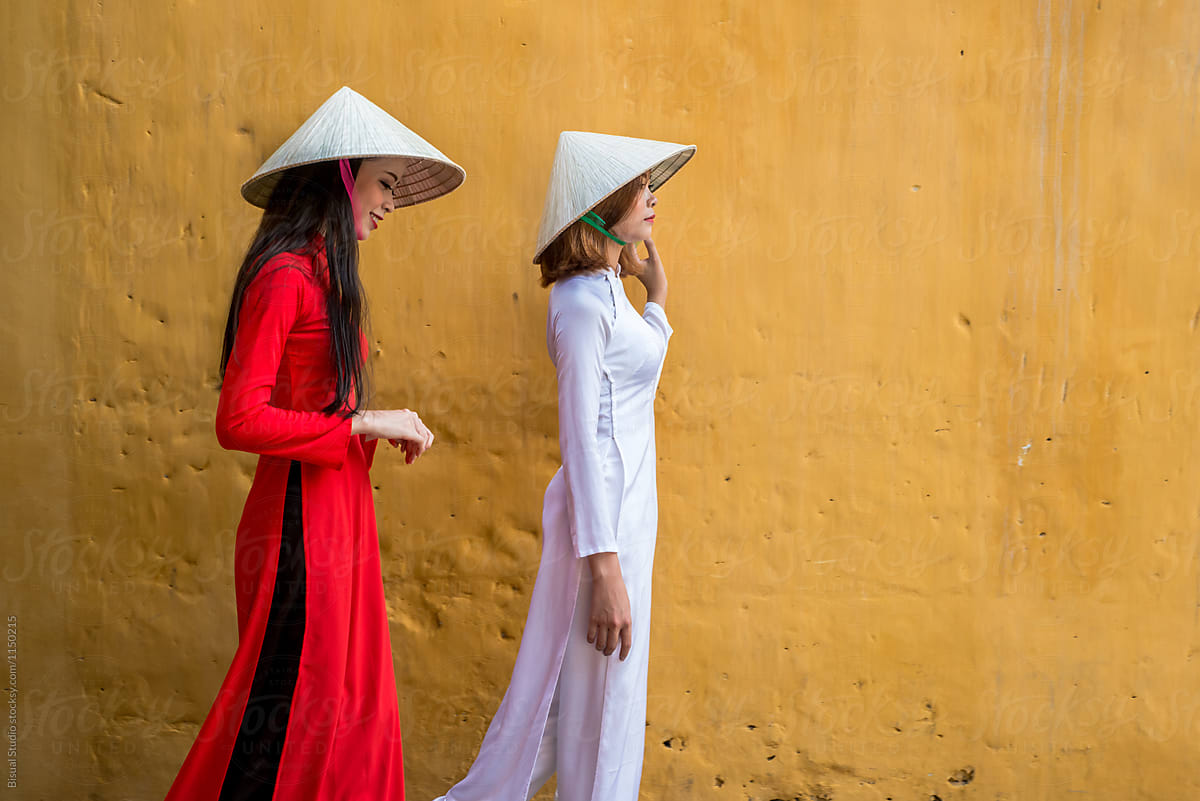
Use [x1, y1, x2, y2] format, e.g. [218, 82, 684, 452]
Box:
[220, 460, 306, 801]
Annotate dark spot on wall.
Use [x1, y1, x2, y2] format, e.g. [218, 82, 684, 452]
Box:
[948, 766, 975, 785]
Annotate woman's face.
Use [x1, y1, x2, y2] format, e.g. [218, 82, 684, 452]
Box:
[608, 180, 657, 244]
[350, 157, 407, 240]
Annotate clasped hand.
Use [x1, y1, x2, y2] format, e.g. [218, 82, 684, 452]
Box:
[351, 408, 435, 465]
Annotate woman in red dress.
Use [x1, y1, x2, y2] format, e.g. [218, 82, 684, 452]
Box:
[163, 87, 464, 801]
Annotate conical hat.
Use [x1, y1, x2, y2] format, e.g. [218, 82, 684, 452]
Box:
[532, 131, 696, 263]
[241, 86, 465, 208]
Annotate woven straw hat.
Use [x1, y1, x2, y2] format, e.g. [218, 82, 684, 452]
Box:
[241, 86, 465, 208]
[532, 131, 696, 263]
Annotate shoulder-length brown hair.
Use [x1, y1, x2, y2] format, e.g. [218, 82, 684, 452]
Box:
[537, 172, 649, 287]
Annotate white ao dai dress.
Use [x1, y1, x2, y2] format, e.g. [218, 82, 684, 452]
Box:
[435, 266, 672, 801]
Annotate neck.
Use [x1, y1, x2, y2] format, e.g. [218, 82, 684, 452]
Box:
[604, 240, 622, 273]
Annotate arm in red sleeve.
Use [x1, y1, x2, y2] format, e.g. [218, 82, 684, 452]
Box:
[362, 435, 379, 470]
[215, 263, 354, 469]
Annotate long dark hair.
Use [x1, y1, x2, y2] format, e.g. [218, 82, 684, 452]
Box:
[219, 159, 370, 416]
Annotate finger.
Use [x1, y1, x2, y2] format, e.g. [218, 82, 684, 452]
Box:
[619, 625, 632, 661]
[643, 238, 659, 261]
[587, 619, 598, 645]
[603, 626, 617, 656]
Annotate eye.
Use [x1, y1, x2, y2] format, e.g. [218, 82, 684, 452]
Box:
[380, 179, 394, 192]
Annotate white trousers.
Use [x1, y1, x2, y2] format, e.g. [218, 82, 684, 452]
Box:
[527, 564, 602, 801]
[527, 675, 561, 800]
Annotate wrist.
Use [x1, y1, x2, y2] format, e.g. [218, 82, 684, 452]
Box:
[351, 409, 374, 437]
[642, 274, 666, 293]
[587, 551, 622, 579]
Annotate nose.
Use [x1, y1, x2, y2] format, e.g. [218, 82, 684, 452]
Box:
[383, 193, 396, 213]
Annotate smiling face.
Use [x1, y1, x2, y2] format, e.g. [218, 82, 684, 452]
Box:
[607, 176, 656, 244]
[350, 157, 408, 240]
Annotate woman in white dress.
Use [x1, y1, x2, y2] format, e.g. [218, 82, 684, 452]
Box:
[434, 132, 695, 801]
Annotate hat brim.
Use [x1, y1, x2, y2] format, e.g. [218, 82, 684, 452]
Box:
[531, 145, 695, 264]
[240, 154, 465, 209]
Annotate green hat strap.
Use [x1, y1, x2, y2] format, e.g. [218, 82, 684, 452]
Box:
[580, 211, 628, 246]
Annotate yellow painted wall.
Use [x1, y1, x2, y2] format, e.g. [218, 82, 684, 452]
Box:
[4, 1, 1200, 798]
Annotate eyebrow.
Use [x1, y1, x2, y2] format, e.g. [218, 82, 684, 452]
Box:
[383, 171, 400, 182]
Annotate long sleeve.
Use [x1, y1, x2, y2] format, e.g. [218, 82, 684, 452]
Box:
[216, 263, 354, 470]
[550, 288, 617, 558]
[641, 301, 673, 345]
[362, 436, 379, 470]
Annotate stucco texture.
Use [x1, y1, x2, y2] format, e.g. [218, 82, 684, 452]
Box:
[3, 1, 1200, 799]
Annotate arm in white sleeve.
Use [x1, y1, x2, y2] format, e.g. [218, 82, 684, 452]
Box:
[550, 288, 618, 558]
[641, 301, 674, 346]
